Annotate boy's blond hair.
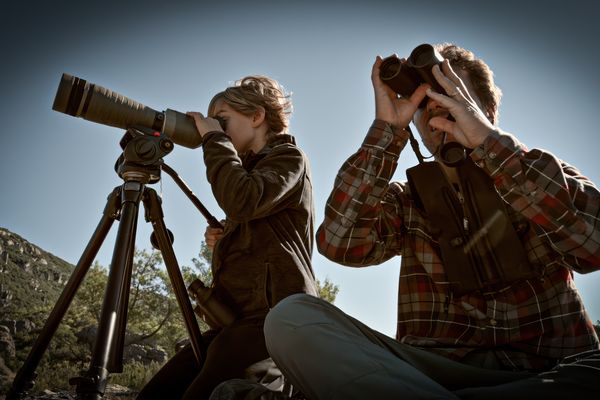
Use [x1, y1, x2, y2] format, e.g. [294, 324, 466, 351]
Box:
[209, 76, 293, 138]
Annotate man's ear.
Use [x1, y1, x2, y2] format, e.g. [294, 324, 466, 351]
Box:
[252, 107, 266, 128]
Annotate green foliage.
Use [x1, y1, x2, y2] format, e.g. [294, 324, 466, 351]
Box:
[32, 359, 82, 392]
[69, 261, 108, 324]
[109, 361, 163, 391]
[316, 277, 340, 304]
[29, 360, 163, 393]
[183, 242, 213, 286]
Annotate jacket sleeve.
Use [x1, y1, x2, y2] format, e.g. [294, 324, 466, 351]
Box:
[471, 129, 600, 273]
[316, 120, 410, 267]
[202, 132, 306, 223]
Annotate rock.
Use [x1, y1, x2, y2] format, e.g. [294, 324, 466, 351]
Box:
[16, 320, 35, 334]
[3, 383, 137, 400]
[0, 355, 16, 398]
[104, 383, 137, 398]
[145, 346, 168, 364]
[0, 325, 15, 359]
[123, 343, 168, 365]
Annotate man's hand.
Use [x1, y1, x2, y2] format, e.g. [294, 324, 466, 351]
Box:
[425, 60, 495, 148]
[372, 55, 429, 129]
[204, 225, 224, 252]
[187, 111, 224, 139]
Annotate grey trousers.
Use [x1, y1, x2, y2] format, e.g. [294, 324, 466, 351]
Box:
[264, 294, 599, 399]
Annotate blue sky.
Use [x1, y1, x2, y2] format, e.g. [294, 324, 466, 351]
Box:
[2, 0, 599, 336]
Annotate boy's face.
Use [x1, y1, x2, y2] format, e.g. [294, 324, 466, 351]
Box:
[211, 99, 263, 154]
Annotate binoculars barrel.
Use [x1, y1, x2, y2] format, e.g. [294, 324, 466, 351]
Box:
[379, 44, 444, 104]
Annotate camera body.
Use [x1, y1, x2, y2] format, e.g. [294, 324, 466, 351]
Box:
[379, 44, 444, 107]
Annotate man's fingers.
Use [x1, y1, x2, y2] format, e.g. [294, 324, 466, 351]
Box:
[426, 88, 456, 107]
[428, 116, 455, 134]
[409, 84, 430, 108]
[432, 64, 466, 100]
[441, 60, 462, 86]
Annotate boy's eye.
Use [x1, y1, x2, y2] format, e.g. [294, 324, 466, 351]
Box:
[215, 116, 227, 129]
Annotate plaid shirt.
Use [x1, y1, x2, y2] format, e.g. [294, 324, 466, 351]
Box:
[317, 119, 600, 370]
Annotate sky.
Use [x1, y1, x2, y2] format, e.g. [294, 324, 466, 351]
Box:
[1, 0, 599, 337]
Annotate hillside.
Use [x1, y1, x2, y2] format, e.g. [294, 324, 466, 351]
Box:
[0, 227, 73, 319]
[0, 227, 170, 398]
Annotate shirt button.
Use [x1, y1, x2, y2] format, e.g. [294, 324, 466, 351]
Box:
[489, 318, 497, 326]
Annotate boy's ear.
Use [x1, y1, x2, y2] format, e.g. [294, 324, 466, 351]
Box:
[252, 107, 266, 127]
[486, 105, 496, 125]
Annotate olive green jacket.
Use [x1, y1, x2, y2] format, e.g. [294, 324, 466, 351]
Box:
[202, 131, 318, 316]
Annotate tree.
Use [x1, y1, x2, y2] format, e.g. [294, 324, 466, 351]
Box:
[185, 242, 213, 286]
[316, 277, 339, 304]
[67, 249, 202, 357]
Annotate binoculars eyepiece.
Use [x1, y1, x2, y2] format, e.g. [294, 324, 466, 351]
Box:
[379, 44, 444, 107]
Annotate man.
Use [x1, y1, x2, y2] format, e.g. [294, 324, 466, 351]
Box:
[263, 44, 600, 398]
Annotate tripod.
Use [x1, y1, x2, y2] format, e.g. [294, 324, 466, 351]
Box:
[8, 128, 222, 400]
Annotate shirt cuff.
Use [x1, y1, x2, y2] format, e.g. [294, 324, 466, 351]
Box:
[470, 129, 525, 174]
[361, 119, 410, 155]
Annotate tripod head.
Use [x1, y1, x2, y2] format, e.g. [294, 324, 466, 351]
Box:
[114, 126, 174, 184]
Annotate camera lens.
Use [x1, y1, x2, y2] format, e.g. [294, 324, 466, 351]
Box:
[53, 73, 203, 149]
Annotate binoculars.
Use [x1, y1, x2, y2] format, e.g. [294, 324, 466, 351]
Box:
[379, 44, 444, 107]
[188, 279, 236, 329]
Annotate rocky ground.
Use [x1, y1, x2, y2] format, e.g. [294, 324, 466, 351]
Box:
[1, 383, 137, 400]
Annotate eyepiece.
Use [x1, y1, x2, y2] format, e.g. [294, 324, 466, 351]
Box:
[440, 142, 467, 167]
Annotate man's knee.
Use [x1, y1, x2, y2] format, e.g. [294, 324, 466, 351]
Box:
[265, 293, 313, 331]
[264, 294, 320, 353]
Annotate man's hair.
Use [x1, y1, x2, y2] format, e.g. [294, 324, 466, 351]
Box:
[208, 76, 293, 138]
[435, 43, 502, 124]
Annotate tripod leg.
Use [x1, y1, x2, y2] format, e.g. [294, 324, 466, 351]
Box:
[143, 187, 206, 364]
[7, 187, 121, 400]
[73, 181, 143, 399]
[108, 213, 138, 373]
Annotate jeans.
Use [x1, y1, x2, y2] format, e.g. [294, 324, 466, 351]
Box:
[264, 294, 600, 399]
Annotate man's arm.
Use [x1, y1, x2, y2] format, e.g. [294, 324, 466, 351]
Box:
[317, 120, 410, 266]
[472, 130, 600, 272]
